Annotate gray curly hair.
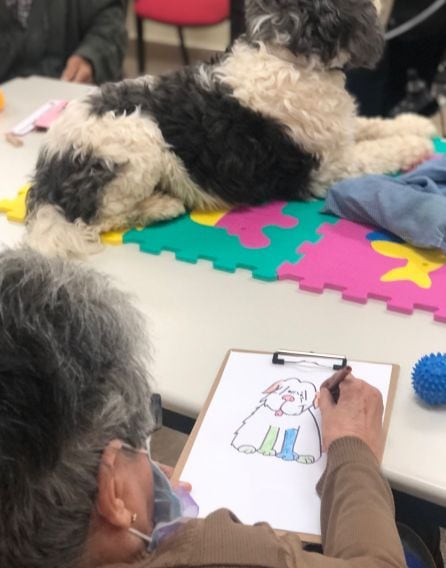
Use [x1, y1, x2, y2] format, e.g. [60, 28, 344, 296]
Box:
[245, 0, 384, 69]
[0, 247, 154, 568]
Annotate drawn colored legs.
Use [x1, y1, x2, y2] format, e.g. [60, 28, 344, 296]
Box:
[235, 425, 317, 463]
[258, 426, 279, 456]
[276, 428, 316, 463]
[277, 428, 300, 461]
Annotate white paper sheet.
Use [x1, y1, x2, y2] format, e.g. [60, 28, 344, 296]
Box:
[181, 351, 394, 537]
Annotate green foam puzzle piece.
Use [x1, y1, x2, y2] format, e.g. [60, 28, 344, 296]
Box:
[434, 137, 446, 154]
[123, 200, 338, 281]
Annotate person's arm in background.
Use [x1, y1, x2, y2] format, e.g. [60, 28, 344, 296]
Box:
[62, 0, 127, 84]
[0, 1, 25, 83]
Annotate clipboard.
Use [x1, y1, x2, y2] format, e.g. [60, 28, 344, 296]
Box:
[173, 348, 399, 543]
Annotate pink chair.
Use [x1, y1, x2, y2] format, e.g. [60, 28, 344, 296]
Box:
[134, 0, 230, 73]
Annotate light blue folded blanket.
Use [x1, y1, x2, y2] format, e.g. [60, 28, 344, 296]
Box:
[323, 156, 446, 251]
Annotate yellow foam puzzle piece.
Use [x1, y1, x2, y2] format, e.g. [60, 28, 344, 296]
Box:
[100, 230, 125, 245]
[0, 184, 127, 246]
[372, 241, 446, 289]
[0, 184, 31, 222]
[101, 225, 144, 245]
[190, 209, 229, 227]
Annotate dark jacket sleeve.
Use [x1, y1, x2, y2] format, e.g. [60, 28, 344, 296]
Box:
[0, 2, 24, 83]
[75, 0, 128, 84]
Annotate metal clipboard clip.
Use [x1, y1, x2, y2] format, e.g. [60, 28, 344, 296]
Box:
[272, 350, 348, 370]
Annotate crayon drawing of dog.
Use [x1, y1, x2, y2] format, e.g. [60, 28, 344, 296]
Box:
[232, 378, 322, 464]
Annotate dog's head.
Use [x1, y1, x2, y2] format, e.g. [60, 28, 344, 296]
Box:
[244, 0, 384, 69]
[261, 378, 317, 416]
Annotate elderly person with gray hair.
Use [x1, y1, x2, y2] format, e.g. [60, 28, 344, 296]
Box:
[0, 248, 411, 568]
[0, 247, 164, 566]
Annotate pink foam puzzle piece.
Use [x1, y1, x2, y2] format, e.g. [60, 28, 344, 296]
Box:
[278, 220, 446, 323]
[215, 201, 298, 249]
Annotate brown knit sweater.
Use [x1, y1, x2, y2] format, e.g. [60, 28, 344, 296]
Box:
[105, 437, 405, 568]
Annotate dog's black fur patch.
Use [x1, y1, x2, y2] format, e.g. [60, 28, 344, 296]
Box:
[27, 148, 119, 223]
[88, 66, 318, 204]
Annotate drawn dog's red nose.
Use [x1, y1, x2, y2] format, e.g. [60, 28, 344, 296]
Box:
[282, 394, 295, 402]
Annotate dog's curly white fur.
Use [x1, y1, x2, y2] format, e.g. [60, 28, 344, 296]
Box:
[26, 0, 436, 257]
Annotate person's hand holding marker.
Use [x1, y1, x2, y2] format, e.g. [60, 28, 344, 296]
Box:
[318, 366, 385, 462]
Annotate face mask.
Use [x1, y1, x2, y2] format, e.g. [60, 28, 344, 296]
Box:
[128, 455, 199, 551]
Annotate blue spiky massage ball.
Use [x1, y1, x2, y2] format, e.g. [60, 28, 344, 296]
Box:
[412, 353, 446, 405]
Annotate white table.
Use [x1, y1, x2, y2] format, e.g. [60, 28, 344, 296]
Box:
[1, 76, 445, 507]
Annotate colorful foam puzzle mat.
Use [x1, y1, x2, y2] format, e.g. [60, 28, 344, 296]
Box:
[279, 223, 446, 322]
[1, 138, 446, 323]
[123, 200, 338, 281]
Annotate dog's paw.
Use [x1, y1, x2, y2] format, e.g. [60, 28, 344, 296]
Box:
[258, 449, 277, 457]
[296, 455, 316, 464]
[396, 135, 435, 171]
[310, 183, 328, 199]
[394, 114, 438, 139]
[237, 445, 257, 454]
[277, 451, 299, 461]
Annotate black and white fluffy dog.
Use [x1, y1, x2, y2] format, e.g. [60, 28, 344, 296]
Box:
[26, 0, 435, 257]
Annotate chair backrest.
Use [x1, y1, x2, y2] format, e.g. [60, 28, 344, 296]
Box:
[134, 0, 230, 26]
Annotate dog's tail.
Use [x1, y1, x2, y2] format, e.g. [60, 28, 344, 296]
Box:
[25, 204, 103, 259]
